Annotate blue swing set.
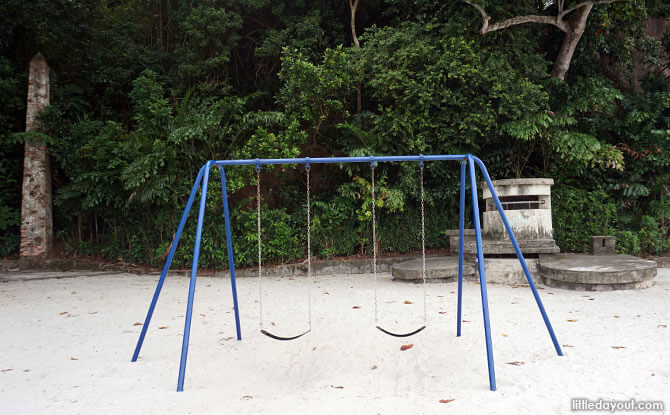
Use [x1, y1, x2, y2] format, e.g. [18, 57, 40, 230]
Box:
[130, 154, 563, 392]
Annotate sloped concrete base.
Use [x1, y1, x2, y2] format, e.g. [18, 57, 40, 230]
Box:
[539, 254, 657, 291]
[475, 257, 540, 285]
[391, 256, 539, 285]
[391, 257, 475, 282]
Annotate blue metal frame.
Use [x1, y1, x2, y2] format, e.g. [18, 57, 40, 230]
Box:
[131, 154, 562, 392]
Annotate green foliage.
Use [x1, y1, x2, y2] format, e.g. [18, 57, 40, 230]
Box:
[614, 216, 669, 256]
[0, 0, 667, 265]
[503, 77, 625, 177]
[552, 186, 617, 253]
[378, 205, 452, 254]
[0, 57, 22, 133]
[174, 2, 243, 92]
[337, 173, 405, 252]
[614, 230, 641, 256]
[360, 24, 505, 152]
[0, 57, 23, 257]
[278, 46, 357, 144]
[637, 215, 668, 255]
[311, 196, 359, 258]
[0, 203, 19, 258]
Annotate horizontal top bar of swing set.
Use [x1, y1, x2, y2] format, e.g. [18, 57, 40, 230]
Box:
[210, 154, 471, 167]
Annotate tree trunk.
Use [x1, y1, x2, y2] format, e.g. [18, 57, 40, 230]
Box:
[349, 0, 360, 48]
[551, 5, 593, 80]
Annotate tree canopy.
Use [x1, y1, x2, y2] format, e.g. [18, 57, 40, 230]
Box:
[0, 0, 668, 263]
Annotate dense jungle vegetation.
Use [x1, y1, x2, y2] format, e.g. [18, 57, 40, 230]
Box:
[1, 0, 668, 267]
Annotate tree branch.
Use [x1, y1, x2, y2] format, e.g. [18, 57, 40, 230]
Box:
[464, 1, 567, 33]
[488, 14, 567, 33]
[463, 1, 490, 33]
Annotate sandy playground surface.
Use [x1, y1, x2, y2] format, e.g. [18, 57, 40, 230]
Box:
[0, 267, 668, 414]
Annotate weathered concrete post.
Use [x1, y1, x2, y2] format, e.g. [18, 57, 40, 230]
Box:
[20, 52, 52, 264]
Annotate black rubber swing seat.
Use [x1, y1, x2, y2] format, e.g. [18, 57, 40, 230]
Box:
[376, 325, 426, 338]
[260, 329, 311, 341]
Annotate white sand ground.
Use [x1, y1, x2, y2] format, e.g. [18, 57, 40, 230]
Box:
[0, 268, 668, 415]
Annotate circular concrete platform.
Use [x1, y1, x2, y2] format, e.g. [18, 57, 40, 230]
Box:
[539, 254, 657, 291]
[391, 257, 475, 281]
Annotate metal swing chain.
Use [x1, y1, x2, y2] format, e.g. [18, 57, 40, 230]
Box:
[256, 166, 264, 330]
[306, 163, 313, 329]
[371, 163, 378, 324]
[420, 162, 428, 324]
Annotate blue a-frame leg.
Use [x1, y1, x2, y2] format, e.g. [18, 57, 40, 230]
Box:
[455, 155, 563, 391]
[468, 155, 497, 391]
[130, 162, 243, 391]
[456, 160, 466, 337]
[131, 165, 205, 364]
[471, 156, 563, 358]
[131, 154, 561, 392]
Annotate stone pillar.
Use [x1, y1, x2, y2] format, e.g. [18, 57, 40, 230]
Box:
[20, 52, 52, 263]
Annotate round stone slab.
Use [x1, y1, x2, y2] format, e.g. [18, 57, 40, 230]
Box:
[391, 256, 475, 281]
[539, 254, 657, 291]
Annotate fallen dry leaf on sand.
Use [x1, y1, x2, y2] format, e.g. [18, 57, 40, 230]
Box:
[133, 322, 143, 326]
[440, 399, 455, 404]
[506, 361, 524, 366]
[400, 344, 413, 351]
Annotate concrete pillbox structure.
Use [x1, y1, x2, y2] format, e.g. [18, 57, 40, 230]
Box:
[463, 178, 560, 256]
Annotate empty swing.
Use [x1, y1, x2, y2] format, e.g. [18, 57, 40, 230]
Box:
[256, 162, 314, 341]
[371, 159, 428, 338]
